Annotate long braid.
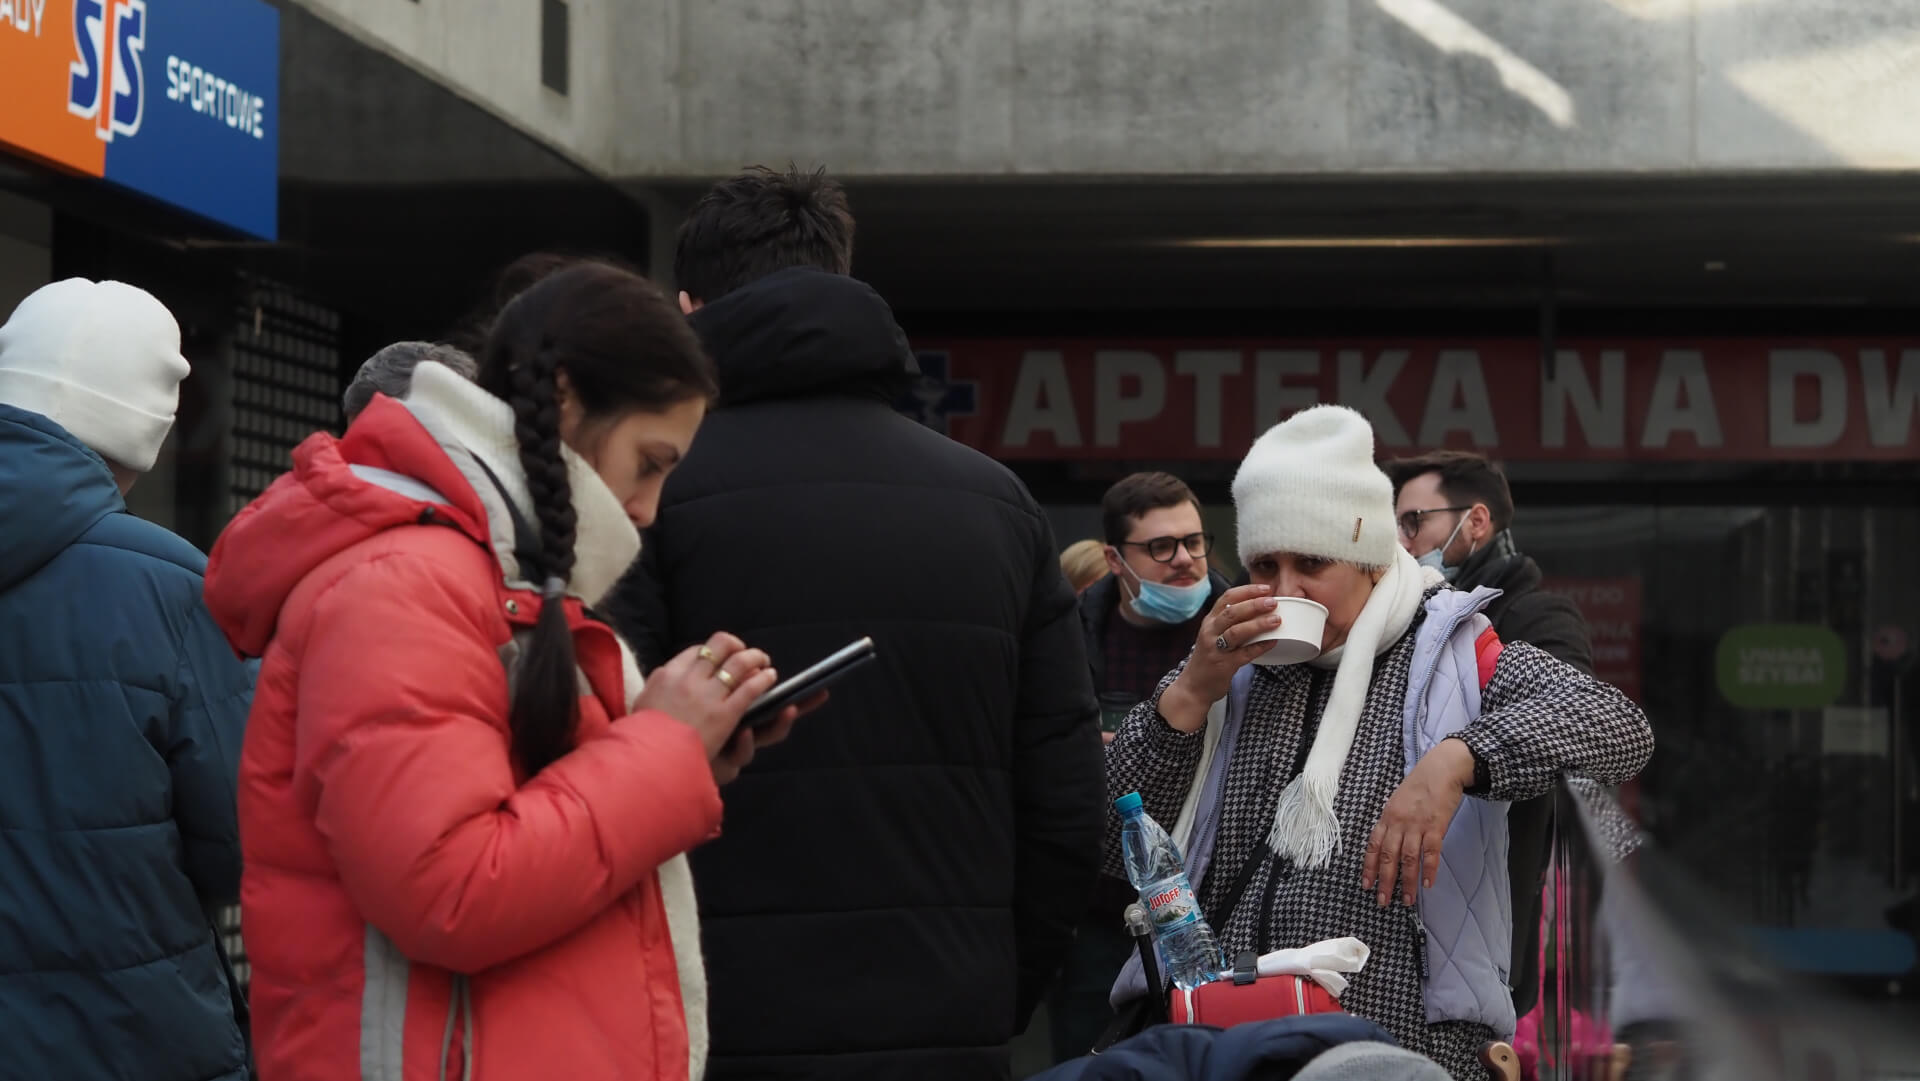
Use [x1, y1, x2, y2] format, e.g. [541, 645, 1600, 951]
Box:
[477, 259, 718, 777]
[503, 340, 581, 775]
[506, 343, 579, 587]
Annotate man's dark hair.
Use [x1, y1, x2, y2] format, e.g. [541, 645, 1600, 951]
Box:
[1102, 472, 1201, 546]
[674, 165, 855, 303]
[1383, 450, 1515, 532]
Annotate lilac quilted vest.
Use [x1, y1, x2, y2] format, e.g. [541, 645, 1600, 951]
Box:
[1405, 586, 1515, 1037]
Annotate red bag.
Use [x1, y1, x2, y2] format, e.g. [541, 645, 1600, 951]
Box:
[1168, 957, 1344, 1025]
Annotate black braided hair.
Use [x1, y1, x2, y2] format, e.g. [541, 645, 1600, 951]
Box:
[501, 341, 580, 775]
[477, 259, 717, 776]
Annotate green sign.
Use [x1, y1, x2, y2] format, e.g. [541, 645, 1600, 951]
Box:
[1716, 624, 1848, 709]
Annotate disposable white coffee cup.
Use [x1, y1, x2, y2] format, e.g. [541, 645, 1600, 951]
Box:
[1248, 597, 1330, 666]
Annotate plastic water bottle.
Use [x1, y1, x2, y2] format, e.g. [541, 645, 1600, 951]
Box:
[1115, 791, 1223, 990]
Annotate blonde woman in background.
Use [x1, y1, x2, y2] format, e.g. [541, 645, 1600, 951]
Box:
[1061, 538, 1110, 594]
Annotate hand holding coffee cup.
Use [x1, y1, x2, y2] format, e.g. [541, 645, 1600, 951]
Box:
[1158, 584, 1284, 732]
[1246, 597, 1331, 665]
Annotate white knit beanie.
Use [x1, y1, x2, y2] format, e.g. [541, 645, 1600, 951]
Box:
[1232, 404, 1397, 569]
[0, 279, 189, 472]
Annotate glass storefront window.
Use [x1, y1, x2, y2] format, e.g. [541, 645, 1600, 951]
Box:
[1519, 503, 1920, 980]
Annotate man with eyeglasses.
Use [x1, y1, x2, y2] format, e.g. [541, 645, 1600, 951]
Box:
[1083, 473, 1233, 739]
[1384, 449, 1593, 1026]
[1048, 471, 1232, 1063]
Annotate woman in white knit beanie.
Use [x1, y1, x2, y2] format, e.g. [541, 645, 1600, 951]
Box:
[1103, 405, 1654, 1080]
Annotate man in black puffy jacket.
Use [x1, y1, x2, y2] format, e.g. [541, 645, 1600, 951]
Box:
[1386, 450, 1594, 1021]
[610, 166, 1104, 1081]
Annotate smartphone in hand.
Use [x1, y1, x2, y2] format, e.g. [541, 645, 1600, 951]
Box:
[740, 637, 876, 731]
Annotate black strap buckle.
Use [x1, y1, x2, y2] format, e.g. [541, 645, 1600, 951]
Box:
[1232, 950, 1259, 985]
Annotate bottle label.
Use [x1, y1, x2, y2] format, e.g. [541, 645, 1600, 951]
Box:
[1143, 878, 1201, 932]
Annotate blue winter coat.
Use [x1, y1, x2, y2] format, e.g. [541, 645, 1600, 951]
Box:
[0, 403, 254, 1081]
[1030, 1014, 1399, 1081]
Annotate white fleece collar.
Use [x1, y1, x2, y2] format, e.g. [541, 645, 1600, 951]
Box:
[614, 651, 707, 1081]
[400, 362, 640, 607]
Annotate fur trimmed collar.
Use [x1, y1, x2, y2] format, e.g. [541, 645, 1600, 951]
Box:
[400, 362, 639, 607]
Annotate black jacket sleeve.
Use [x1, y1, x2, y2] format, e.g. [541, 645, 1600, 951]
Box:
[1009, 507, 1105, 1028]
[606, 541, 673, 672]
[1498, 589, 1594, 676]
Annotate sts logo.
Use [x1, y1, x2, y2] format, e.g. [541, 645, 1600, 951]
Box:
[67, 0, 148, 143]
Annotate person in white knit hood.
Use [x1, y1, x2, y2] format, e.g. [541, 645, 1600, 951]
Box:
[0, 277, 189, 486]
[0, 278, 256, 1081]
[1103, 405, 1654, 1080]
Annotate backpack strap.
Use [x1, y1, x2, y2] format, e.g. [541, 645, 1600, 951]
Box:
[1199, 666, 1272, 931]
[1206, 832, 1273, 935]
[467, 454, 546, 580]
[1469, 625, 1504, 795]
[1475, 626, 1504, 692]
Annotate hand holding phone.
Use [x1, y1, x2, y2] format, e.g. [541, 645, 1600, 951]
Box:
[740, 637, 877, 731]
[633, 632, 781, 763]
[710, 637, 874, 785]
[711, 688, 826, 783]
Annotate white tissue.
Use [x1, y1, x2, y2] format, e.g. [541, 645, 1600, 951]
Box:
[1253, 936, 1371, 999]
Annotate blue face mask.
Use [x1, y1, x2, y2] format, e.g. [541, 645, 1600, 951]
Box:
[1119, 560, 1212, 624]
[1415, 514, 1475, 583]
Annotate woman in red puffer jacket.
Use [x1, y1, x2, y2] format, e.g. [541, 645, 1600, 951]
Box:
[205, 262, 807, 1081]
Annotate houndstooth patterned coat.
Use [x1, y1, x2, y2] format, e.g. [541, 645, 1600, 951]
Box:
[1104, 597, 1654, 1081]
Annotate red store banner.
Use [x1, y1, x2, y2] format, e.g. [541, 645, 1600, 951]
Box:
[1539, 576, 1644, 702]
[903, 340, 1920, 461]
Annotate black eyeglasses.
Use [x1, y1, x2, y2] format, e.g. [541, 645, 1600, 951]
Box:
[1119, 532, 1214, 563]
[1396, 506, 1470, 540]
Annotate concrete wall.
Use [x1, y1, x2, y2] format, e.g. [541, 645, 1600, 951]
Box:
[278, 3, 605, 185]
[290, 0, 1920, 178]
[281, 0, 623, 176]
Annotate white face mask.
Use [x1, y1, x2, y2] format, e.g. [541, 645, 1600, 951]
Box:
[1415, 514, 1476, 582]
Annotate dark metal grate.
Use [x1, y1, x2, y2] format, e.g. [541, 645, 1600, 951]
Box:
[227, 280, 343, 519]
[216, 277, 344, 995]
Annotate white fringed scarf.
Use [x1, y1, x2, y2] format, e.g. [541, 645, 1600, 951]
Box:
[1264, 546, 1438, 866]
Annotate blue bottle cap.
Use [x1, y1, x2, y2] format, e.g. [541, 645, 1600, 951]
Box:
[1114, 791, 1144, 816]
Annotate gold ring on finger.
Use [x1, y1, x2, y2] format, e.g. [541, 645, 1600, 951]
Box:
[698, 646, 720, 667]
[714, 667, 737, 690]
